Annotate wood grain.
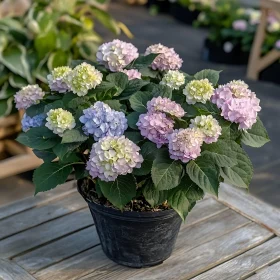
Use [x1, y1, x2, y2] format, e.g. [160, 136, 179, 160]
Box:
[0, 181, 76, 221]
[0, 259, 36, 280]
[0, 192, 86, 240]
[248, 261, 280, 279]
[192, 237, 280, 280]
[0, 208, 93, 259]
[218, 184, 280, 235]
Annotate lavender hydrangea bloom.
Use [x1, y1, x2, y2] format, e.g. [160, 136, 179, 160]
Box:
[232, 20, 248, 31]
[147, 97, 185, 118]
[211, 80, 261, 130]
[168, 128, 204, 163]
[145, 43, 183, 71]
[79, 101, 128, 141]
[47, 66, 72, 93]
[137, 112, 174, 148]
[121, 69, 141, 80]
[86, 135, 143, 181]
[96, 40, 139, 72]
[21, 113, 45, 132]
[14, 85, 45, 110]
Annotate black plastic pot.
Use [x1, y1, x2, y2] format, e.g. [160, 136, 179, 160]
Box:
[202, 38, 249, 65]
[78, 182, 182, 268]
[260, 61, 280, 85]
[146, 0, 170, 13]
[170, 3, 200, 25]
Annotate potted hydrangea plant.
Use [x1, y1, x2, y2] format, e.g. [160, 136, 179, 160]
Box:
[16, 40, 269, 268]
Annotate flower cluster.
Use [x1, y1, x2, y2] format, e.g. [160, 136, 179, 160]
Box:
[184, 79, 214, 104]
[160, 70, 185, 90]
[79, 101, 127, 141]
[47, 66, 72, 93]
[147, 96, 185, 118]
[168, 128, 204, 163]
[96, 40, 139, 72]
[14, 85, 45, 110]
[212, 80, 261, 129]
[45, 108, 76, 136]
[190, 115, 221, 144]
[86, 136, 143, 181]
[121, 69, 142, 80]
[66, 63, 102, 96]
[145, 44, 183, 71]
[232, 19, 247, 31]
[21, 113, 45, 132]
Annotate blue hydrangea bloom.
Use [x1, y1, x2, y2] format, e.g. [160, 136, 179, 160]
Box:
[21, 113, 46, 132]
[79, 101, 128, 141]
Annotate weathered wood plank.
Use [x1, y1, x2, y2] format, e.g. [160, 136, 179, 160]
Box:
[192, 237, 280, 280]
[0, 259, 36, 280]
[218, 183, 280, 235]
[0, 208, 93, 259]
[0, 181, 76, 220]
[34, 208, 248, 280]
[14, 226, 100, 274]
[0, 192, 86, 240]
[121, 223, 273, 280]
[248, 261, 280, 279]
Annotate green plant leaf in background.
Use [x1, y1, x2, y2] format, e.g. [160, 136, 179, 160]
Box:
[129, 91, 153, 113]
[35, 30, 57, 60]
[61, 129, 88, 144]
[127, 112, 141, 130]
[194, 69, 221, 85]
[143, 180, 169, 207]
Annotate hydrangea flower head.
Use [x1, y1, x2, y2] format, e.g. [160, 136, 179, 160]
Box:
[145, 43, 183, 71]
[47, 66, 72, 93]
[160, 70, 185, 90]
[168, 128, 204, 163]
[275, 40, 280, 49]
[121, 69, 141, 80]
[226, 80, 251, 98]
[21, 113, 46, 132]
[66, 63, 102, 96]
[14, 85, 45, 110]
[79, 101, 127, 141]
[147, 96, 185, 118]
[96, 40, 139, 72]
[232, 20, 248, 31]
[190, 115, 221, 144]
[86, 135, 143, 181]
[46, 108, 76, 136]
[137, 112, 174, 148]
[183, 79, 214, 104]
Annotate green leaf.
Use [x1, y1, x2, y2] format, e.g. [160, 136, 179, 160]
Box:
[127, 112, 141, 130]
[130, 54, 158, 69]
[74, 164, 89, 180]
[33, 149, 57, 162]
[186, 157, 219, 196]
[47, 50, 70, 71]
[129, 91, 153, 113]
[26, 103, 46, 117]
[194, 102, 220, 116]
[103, 100, 124, 112]
[98, 174, 137, 209]
[35, 30, 57, 60]
[202, 140, 238, 167]
[151, 149, 183, 190]
[53, 143, 81, 160]
[61, 129, 88, 144]
[119, 79, 149, 100]
[68, 97, 90, 110]
[219, 119, 241, 141]
[143, 180, 169, 207]
[194, 69, 221, 85]
[144, 83, 172, 99]
[9, 75, 27, 88]
[16, 127, 60, 150]
[124, 131, 143, 144]
[0, 97, 13, 117]
[106, 72, 128, 95]
[44, 100, 64, 114]
[133, 142, 158, 176]
[33, 162, 73, 194]
[241, 118, 270, 148]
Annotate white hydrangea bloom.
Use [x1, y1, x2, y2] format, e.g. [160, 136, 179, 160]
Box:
[160, 70, 185, 90]
[47, 66, 72, 93]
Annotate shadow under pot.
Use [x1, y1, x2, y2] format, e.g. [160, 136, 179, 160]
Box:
[170, 3, 200, 25]
[259, 61, 280, 85]
[202, 38, 249, 65]
[77, 180, 182, 268]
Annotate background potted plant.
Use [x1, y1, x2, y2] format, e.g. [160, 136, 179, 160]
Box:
[16, 40, 269, 268]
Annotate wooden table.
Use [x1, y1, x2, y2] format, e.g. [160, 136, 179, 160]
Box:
[0, 182, 280, 280]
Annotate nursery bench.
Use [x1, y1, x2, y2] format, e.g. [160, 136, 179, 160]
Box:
[0, 181, 279, 280]
[247, 0, 280, 80]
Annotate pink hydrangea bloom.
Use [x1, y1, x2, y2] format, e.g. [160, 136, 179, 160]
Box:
[168, 128, 204, 163]
[96, 40, 139, 72]
[145, 43, 183, 71]
[232, 20, 248, 31]
[136, 112, 174, 148]
[147, 96, 185, 118]
[275, 40, 280, 49]
[121, 69, 142, 80]
[211, 81, 261, 130]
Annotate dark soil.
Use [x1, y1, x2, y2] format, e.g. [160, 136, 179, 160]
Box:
[80, 179, 171, 212]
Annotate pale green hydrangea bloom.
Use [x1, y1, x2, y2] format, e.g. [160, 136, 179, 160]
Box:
[160, 70, 185, 90]
[47, 66, 72, 93]
[183, 78, 214, 104]
[46, 108, 76, 136]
